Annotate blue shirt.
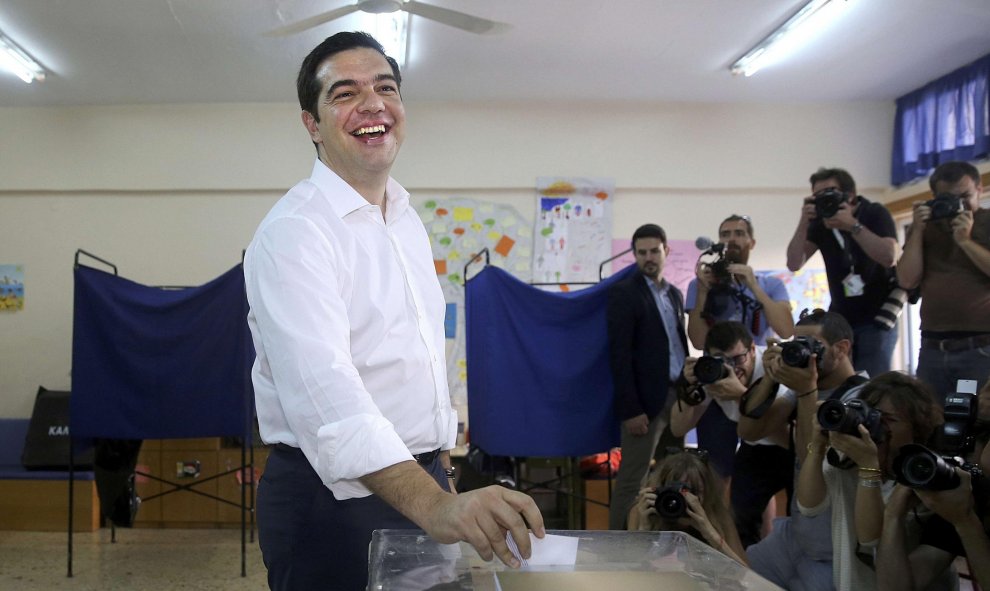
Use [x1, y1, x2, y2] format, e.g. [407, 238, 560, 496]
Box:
[645, 276, 686, 382]
[685, 272, 789, 345]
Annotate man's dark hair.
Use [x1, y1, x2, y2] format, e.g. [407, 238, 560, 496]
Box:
[296, 31, 402, 122]
[809, 167, 857, 196]
[720, 214, 754, 238]
[704, 321, 753, 355]
[796, 309, 854, 346]
[928, 161, 981, 193]
[631, 224, 667, 249]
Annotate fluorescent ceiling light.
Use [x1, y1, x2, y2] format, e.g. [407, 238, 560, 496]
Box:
[0, 30, 45, 83]
[363, 12, 408, 68]
[730, 0, 848, 77]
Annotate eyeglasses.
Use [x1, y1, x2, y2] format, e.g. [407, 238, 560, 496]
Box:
[707, 350, 750, 369]
[799, 307, 827, 321]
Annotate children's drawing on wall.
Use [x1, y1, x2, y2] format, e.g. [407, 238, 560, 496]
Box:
[769, 268, 831, 318]
[0, 265, 24, 311]
[416, 197, 532, 447]
[533, 177, 614, 286]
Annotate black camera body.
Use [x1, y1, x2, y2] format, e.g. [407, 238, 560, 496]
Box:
[817, 398, 885, 442]
[814, 187, 847, 219]
[893, 443, 984, 491]
[654, 481, 694, 519]
[926, 192, 964, 222]
[940, 390, 978, 454]
[780, 336, 825, 369]
[701, 242, 732, 283]
[694, 355, 730, 385]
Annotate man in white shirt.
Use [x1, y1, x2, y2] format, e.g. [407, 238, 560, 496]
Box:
[244, 32, 543, 591]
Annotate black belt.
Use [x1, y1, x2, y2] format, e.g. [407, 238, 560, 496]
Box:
[921, 333, 990, 352]
[413, 448, 441, 465]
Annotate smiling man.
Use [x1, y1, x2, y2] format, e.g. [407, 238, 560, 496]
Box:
[244, 32, 543, 591]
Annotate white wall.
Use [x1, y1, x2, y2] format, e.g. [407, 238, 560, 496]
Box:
[0, 100, 894, 416]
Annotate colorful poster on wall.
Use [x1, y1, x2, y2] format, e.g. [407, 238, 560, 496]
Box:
[533, 177, 613, 285]
[769, 268, 831, 317]
[416, 197, 532, 446]
[0, 265, 24, 311]
[609, 239, 700, 296]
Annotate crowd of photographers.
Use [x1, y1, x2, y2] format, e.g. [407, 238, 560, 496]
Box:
[613, 160, 990, 590]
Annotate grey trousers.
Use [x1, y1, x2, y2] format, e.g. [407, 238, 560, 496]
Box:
[608, 389, 677, 530]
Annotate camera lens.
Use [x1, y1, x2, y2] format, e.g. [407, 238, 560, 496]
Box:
[817, 399, 846, 430]
[694, 356, 727, 385]
[903, 454, 936, 484]
[780, 341, 810, 368]
[655, 487, 688, 519]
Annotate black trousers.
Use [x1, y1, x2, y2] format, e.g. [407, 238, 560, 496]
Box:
[729, 442, 795, 548]
[257, 445, 449, 591]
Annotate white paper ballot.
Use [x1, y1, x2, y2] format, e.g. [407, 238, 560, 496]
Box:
[505, 532, 579, 567]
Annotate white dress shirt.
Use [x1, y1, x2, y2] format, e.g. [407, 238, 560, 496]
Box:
[244, 160, 456, 500]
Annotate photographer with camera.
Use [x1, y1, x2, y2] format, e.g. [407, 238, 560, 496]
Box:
[877, 379, 990, 590]
[896, 160, 990, 402]
[796, 372, 944, 591]
[787, 168, 900, 379]
[628, 449, 747, 565]
[669, 321, 793, 548]
[687, 215, 794, 350]
[739, 310, 869, 591]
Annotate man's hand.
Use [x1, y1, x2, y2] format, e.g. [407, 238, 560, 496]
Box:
[727, 263, 756, 290]
[952, 210, 975, 245]
[695, 260, 715, 291]
[706, 367, 747, 402]
[823, 201, 857, 232]
[915, 468, 977, 527]
[426, 485, 546, 567]
[624, 413, 649, 436]
[764, 341, 818, 394]
[884, 484, 920, 519]
[800, 196, 817, 224]
[682, 357, 699, 385]
[911, 201, 932, 231]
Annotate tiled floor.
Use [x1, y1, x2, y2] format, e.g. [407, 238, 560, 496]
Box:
[0, 528, 269, 590]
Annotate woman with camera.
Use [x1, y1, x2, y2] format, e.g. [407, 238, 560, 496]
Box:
[798, 371, 943, 591]
[627, 449, 747, 565]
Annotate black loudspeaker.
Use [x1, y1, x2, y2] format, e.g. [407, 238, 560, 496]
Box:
[21, 386, 94, 470]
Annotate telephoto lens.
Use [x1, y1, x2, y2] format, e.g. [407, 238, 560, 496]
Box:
[893, 444, 960, 490]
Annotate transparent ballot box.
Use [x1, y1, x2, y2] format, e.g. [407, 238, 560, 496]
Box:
[368, 529, 783, 590]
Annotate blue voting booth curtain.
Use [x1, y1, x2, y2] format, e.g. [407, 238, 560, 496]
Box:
[465, 264, 636, 457]
[71, 264, 253, 440]
[892, 52, 990, 186]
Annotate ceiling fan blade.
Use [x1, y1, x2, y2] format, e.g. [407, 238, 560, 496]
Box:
[265, 5, 363, 36]
[401, 0, 510, 34]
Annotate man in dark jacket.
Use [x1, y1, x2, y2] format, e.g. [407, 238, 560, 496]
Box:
[607, 223, 688, 529]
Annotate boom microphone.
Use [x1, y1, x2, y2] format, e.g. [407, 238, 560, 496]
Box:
[695, 236, 714, 251]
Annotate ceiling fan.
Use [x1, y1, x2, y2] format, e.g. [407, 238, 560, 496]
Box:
[267, 0, 510, 36]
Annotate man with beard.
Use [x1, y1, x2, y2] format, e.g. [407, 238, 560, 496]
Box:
[670, 321, 793, 547]
[607, 223, 688, 529]
[687, 214, 794, 350]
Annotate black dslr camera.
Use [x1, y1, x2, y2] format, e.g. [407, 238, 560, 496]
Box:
[894, 380, 982, 491]
[780, 336, 825, 369]
[817, 398, 885, 442]
[813, 187, 847, 219]
[893, 443, 983, 490]
[700, 242, 731, 283]
[693, 355, 730, 385]
[654, 481, 694, 519]
[925, 192, 964, 222]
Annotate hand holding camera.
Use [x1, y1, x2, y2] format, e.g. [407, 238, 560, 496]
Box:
[764, 338, 819, 395]
[914, 467, 978, 527]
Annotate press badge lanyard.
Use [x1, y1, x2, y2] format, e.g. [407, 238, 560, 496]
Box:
[832, 224, 864, 298]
